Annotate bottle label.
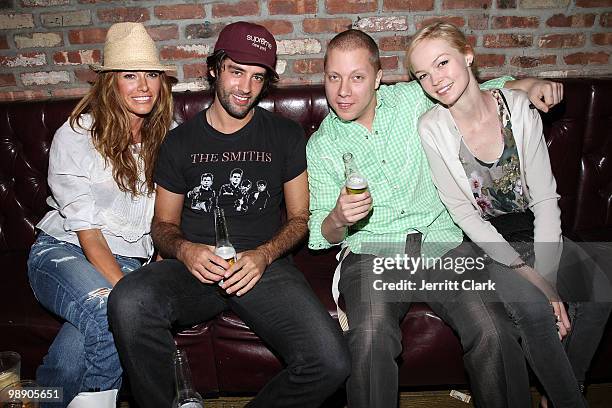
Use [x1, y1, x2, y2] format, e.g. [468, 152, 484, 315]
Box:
[215, 246, 236, 265]
[346, 175, 368, 194]
[178, 402, 203, 408]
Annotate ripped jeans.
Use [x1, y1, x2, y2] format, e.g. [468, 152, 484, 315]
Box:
[27, 232, 142, 407]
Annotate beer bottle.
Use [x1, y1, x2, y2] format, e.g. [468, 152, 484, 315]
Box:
[173, 349, 204, 408]
[343, 152, 368, 194]
[214, 207, 236, 287]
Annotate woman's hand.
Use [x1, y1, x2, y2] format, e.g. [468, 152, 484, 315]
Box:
[514, 264, 571, 338]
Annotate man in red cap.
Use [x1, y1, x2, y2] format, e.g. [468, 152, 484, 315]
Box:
[109, 22, 350, 407]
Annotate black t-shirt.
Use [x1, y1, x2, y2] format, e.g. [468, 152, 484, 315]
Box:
[155, 106, 306, 252]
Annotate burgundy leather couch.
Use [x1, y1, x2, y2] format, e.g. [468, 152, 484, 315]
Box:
[1, 79, 611, 397]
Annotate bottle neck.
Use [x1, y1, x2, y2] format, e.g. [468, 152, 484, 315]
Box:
[174, 350, 195, 392]
[214, 208, 232, 247]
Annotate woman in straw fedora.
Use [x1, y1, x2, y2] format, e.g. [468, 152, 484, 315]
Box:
[27, 22, 175, 407]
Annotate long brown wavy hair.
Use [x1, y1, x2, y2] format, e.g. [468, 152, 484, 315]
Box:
[69, 71, 173, 196]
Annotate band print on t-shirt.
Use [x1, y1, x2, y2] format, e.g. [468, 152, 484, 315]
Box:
[187, 167, 270, 213]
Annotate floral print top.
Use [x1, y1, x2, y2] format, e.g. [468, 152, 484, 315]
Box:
[458, 89, 528, 220]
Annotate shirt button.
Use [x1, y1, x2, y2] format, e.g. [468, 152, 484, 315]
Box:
[401, 210, 405, 214]
[382, 160, 386, 164]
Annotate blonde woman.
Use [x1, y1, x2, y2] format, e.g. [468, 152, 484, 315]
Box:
[408, 22, 611, 407]
[27, 22, 174, 407]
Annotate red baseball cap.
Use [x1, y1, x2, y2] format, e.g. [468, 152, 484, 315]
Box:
[214, 22, 278, 78]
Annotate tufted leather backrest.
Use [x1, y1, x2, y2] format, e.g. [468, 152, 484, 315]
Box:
[1, 80, 610, 252]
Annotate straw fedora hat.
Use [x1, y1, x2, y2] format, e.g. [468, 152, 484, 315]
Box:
[90, 22, 175, 72]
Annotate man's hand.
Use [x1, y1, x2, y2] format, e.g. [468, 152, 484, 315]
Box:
[507, 78, 563, 112]
[526, 79, 563, 112]
[177, 241, 228, 284]
[221, 248, 271, 296]
[331, 187, 372, 227]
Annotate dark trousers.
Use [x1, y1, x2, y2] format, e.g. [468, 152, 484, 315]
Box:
[489, 212, 612, 408]
[107, 256, 350, 408]
[339, 234, 528, 408]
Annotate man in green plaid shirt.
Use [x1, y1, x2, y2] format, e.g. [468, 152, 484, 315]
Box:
[307, 29, 562, 408]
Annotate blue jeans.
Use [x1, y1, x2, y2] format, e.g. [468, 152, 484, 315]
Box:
[108, 256, 350, 408]
[27, 232, 142, 407]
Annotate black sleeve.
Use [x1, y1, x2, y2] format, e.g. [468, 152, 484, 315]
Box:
[283, 121, 307, 183]
[154, 130, 187, 194]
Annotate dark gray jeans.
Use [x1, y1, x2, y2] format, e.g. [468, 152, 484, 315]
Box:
[489, 212, 612, 408]
[339, 234, 528, 408]
[108, 256, 350, 408]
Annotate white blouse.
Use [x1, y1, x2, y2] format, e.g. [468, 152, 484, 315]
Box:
[37, 114, 155, 259]
[418, 89, 563, 282]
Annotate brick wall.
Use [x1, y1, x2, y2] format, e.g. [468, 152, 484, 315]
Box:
[0, 0, 610, 101]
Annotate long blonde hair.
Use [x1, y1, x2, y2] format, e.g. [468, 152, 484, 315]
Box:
[69, 71, 173, 196]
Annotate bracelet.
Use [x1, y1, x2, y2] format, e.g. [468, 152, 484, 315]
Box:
[509, 262, 527, 269]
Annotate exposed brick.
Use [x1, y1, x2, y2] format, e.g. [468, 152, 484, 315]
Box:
[269, 0, 317, 14]
[538, 34, 585, 48]
[75, 68, 96, 84]
[0, 52, 45, 67]
[354, 17, 408, 32]
[183, 63, 207, 79]
[160, 44, 210, 60]
[592, 33, 612, 46]
[492, 16, 539, 29]
[0, 13, 34, 29]
[383, 0, 434, 11]
[52, 88, 90, 99]
[576, 0, 611, 6]
[293, 58, 324, 74]
[466, 35, 477, 47]
[0, 35, 8, 49]
[520, 0, 569, 8]
[442, 0, 492, 9]
[15, 32, 62, 48]
[212, 0, 259, 17]
[0, 90, 49, 102]
[381, 55, 398, 70]
[602, 13, 611, 28]
[41, 10, 91, 27]
[510, 55, 556, 68]
[379, 35, 409, 51]
[475, 53, 505, 68]
[186, 23, 225, 40]
[69, 28, 107, 44]
[277, 39, 321, 55]
[415, 16, 466, 30]
[0, 73, 15, 87]
[497, 0, 517, 8]
[21, 0, 68, 5]
[483, 34, 532, 48]
[468, 14, 489, 29]
[276, 59, 287, 75]
[21, 71, 70, 86]
[546, 14, 595, 28]
[303, 18, 352, 33]
[154, 4, 205, 20]
[326, 0, 377, 14]
[97, 7, 149, 23]
[147, 25, 179, 41]
[564, 52, 609, 64]
[53, 49, 101, 65]
[260, 20, 294, 35]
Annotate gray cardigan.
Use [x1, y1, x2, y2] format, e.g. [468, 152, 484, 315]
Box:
[418, 88, 563, 281]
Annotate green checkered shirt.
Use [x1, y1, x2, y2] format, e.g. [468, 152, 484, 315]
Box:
[307, 78, 511, 257]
